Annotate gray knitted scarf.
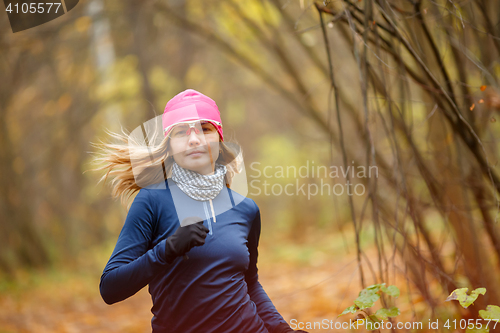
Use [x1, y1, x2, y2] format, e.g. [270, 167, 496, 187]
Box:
[171, 161, 227, 201]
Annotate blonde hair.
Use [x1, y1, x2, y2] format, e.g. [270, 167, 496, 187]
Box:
[87, 121, 241, 208]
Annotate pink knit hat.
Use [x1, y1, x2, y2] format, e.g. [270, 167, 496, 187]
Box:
[162, 89, 224, 141]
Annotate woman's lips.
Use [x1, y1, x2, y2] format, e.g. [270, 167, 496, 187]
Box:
[187, 151, 205, 156]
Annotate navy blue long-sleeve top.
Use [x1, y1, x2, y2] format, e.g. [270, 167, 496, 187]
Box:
[99, 179, 289, 333]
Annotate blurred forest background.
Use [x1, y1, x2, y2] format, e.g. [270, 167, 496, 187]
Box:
[2, 0, 500, 332]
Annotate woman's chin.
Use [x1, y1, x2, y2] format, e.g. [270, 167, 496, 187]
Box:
[180, 157, 212, 171]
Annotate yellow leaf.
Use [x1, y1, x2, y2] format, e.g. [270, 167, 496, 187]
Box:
[75, 16, 92, 33]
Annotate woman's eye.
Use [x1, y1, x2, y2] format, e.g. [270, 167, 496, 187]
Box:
[173, 130, 185, 137]
[202, 126, 215, 132]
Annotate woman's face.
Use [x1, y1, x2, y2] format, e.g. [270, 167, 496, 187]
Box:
[168, 121, 220, 175]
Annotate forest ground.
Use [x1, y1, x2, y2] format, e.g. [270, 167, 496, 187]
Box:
[0, 225, 432, 333]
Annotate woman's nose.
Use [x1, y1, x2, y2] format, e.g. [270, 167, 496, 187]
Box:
[187, 131, 202, 146]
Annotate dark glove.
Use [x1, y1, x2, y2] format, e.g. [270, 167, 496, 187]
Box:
[164, 217, 209, 264]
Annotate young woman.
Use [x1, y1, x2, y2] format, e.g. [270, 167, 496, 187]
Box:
[93, 89, 308, 333]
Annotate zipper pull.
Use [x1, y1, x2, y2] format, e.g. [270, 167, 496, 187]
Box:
[203, 201, 213, 235]
[209, 198, 216, 223]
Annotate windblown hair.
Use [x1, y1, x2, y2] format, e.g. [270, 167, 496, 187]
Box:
[87, 121, 242, 208]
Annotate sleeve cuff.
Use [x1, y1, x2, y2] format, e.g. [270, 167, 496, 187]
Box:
[164, 238, 177, 264]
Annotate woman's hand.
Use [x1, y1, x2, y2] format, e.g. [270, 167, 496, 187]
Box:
[164, 218, 209, 263]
